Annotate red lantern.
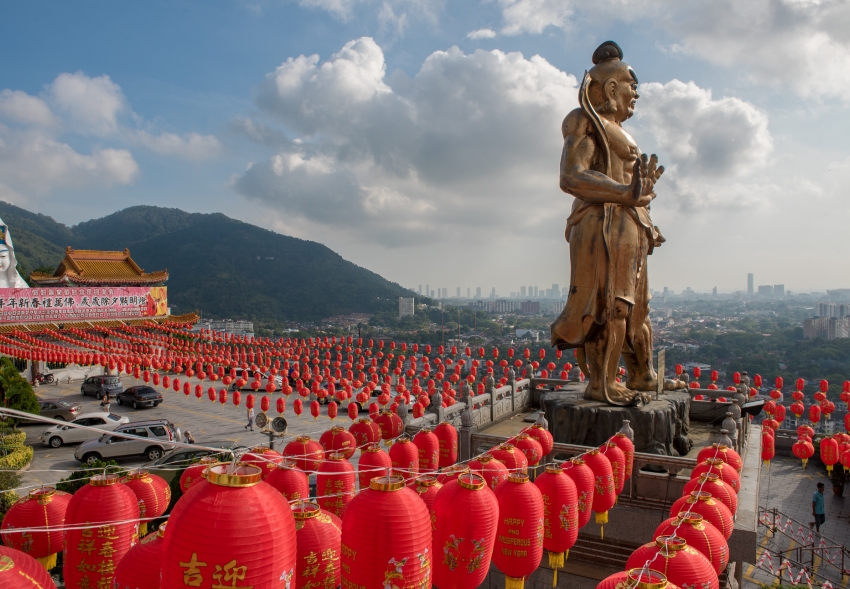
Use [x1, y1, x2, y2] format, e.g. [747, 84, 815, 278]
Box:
[0, 545, 60, 588]
[534, 465, 578, 584]
[682, 473, 738, 516]
[488, 444, 528, 475]
[64, 474, 140, 589]
[434, 421, 459, 468]
[414, 476, 443, 512]
[373, 410, 403, 444]
[511, 433, 543, 467]
[792, 438, 815, 468]
[357, 443, 392, 490]
[820, 436, 840, 473]
[690, 458, 741, 494]
[121, 470, 171, 536]
[625, 536, 719, 589]
[0, 487, 71, 570]
[161, 464, 297, 588]
[791, 401, 805, 418]
[584, 449, 615, 530]
[310, 400, 321, 420]
[113, 522, 166, 589]
[349, 418, 381, 448]
[597, 569, 679, 589]
[469, 455, 509, 491]
[563, 457, 595, 529]
[242, 446, 283, 480]
[283, 436, 324, 473]
[654, 513, 729, 575]
[291, 502, 342, 589]
[525, 424, 554, 456]
[432, 473, 499, 589]
[317, 453, 356, 517]
[348, 402, 358, 421]
[611, 432, 635, 480]
[762, 432, 776, 466]
[319, 426, 357, 460]
[810, 404, 822, 424]
[327, 400, 338, 420]
[277, 397, 286, 415]
[601, 442, 626, 496]
[179, 457, 218, 493]
[389, 435, 419, 484]
[265, 459, 310, 502]
[492, 474, 544, 589]
[340, 475, 431, 589]
[668, 491, 734, 539]
[797, 425, 814, 439]
[413, 428, 440, 473]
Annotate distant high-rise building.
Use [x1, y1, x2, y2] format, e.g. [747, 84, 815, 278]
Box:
[520, 301, 540, 314]
[747, 273, 754, 295]
[712, 287, 717, 296]
[521, 286, 527, 297]
[827, 289, 850, 302]
[456, 287, 461, 298]
[476, 287, 481, 298]
[552, 284, 559, 296]
[441, 288, 448, 299]
[398, 297, 415, 319]
[491, 287, 496, 298]
[758, 285, 773, 296]
[430, 290, 435, 298]
[467, 288, 470, 298]
[528, 285, 533, 298]
[553, 300, 565, 313]
[418, 285, 422, 295]
[774, 284, 785, 297]
[663, 286, 669, 297]
[426, 284, 429, 298]
[562, 287, 568, 297]
[533, 286, 539, 298]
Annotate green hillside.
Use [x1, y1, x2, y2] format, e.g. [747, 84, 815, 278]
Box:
[0, 201, 417, 323]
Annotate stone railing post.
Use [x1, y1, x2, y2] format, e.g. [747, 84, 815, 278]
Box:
[508, 368, 516, 411]
[485, 374, 496, 422]
[459, 404, 474, 462]
[430, 391, 446, 423]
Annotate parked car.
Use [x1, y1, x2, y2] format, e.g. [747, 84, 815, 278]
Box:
[20, 399, 83, 424]
[143, 441, 242, 483]
[40, 412, 129, 448]
[229, 369, 283, 392]
[117, 386, 163, 409]
[74, 419, 180, 465]
[80, 375, 123, 399]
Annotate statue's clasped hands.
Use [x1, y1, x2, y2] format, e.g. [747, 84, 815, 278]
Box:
[631, 153, 664, 207]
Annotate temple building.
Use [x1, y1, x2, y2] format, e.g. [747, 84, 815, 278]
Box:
[28, 247, 168, 287]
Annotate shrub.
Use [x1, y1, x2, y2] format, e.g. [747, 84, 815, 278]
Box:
[0, 446, 32, 470]
[56, 459, 126, 495]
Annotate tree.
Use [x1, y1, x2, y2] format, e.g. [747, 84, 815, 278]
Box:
[0, 357, 39, 422]
[55, 459, 126, 495]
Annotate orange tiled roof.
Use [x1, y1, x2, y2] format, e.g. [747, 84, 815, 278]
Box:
[29, 247, 168, 286]
[1, 312, 199, 334]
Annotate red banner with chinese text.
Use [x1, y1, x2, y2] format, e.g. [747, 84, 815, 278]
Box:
[0, 286, 167, 323]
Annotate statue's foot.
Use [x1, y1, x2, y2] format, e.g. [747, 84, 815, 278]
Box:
[663, 378, 687, 391]
[626, 374, 657, 392]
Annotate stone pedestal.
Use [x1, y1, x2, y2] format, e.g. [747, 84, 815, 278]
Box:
[541, 389, 692, 456]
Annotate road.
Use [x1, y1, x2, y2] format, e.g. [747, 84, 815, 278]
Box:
[18, 375, 349, 493]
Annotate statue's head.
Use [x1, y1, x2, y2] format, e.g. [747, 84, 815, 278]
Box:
[0, 247, 10, 273]
[587, 41, 639, 122]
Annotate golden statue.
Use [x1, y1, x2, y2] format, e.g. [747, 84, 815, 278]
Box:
[551, 41, 683, 406]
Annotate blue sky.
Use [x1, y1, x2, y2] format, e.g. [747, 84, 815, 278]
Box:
[1, 0, 849, 295]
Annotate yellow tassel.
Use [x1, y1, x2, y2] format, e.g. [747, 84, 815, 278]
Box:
[548, 551, 565, 587]
[139, 522, 148, 537]
[505, 576, 525, 589]
[802, 458, 808, 469]
[36, 553, 56, 571]
[600, 525, 604, 540]
[595, 511, 608, 525]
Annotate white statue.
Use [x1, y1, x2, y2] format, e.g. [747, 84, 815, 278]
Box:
[0, 220, 31, 289]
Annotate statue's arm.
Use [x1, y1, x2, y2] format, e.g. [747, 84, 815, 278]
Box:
[559, 110, 651, 207]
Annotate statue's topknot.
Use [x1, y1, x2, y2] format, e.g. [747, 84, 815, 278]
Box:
[592, 41, 623, 65]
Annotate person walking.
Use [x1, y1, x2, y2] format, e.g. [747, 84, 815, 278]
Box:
[185, 431, 195, 444]
[810, 482, 826, 533]
[100, 392, 111, 413]
[245, 406, 255, 431]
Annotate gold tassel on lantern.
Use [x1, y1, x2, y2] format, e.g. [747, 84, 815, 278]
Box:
[596, 510, 608, 538]
[36, 553, 57, 571]
[548, 551, 566, 586]
[802, 458, 808, 469]
[505, 575, 525, 589]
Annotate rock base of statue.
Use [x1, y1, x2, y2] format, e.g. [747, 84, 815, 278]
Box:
[541, 384, 692, 457]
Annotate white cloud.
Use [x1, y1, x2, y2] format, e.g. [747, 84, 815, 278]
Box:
[49, 72, 127, 136]
[466, 28, 497, 40]
[498, 0, 575, 35]
[0, 90, 58, 127]
[297, 0, 360, 19]
[237, 37, 578, 245]
[135, 130, 223, 161]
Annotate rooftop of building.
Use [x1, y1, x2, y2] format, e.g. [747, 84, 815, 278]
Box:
[29, 247, 168, 286]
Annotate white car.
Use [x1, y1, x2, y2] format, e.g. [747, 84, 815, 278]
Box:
[40, 412, 129, 448]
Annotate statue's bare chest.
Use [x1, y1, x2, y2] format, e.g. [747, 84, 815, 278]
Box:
[602, 120, 639, 181]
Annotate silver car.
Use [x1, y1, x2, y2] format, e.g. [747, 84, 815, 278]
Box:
[74, 419, 179, 465]
[40, 412, 129, 448]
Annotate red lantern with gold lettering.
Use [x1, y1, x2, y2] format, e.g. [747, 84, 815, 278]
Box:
[654, 513, 729, 575]
[413, 428, 440, 473]
[316, 453, 356, 517]
[601, 442, 626, 497]
[563, 457, 595, 529]
[762, 432, 776, 467]
[0, 487, 71, 570]
[161, 464, 298, 588]
[792, 439, 815, 469]
[373, 410, 403, 445]
[0, 545, 59, 588]
[292, 502, 342, 589]
[668, 491, 734, 540]
[526, 424, 554, 456]
[690, 459, 741, 494]
[319, 426, 357, 460]
[597, 569, 679, 589]
[434, 421, 459, 467]
[488, 444, 528, 475]
[241, 446, 283, 480]
[534, 465, 578, 584]
[820, 436, 840, 474]
[64, 474, 140, 589]
[626, 536, 719, 589]
[265, 459, 310, 502]
[357, 443, 392, 490]
[348, 418, 381, 449]
[179, 457, 218, 493]
[432, 473, 499, 589]
[389, 435, 419, 484]
[283, 436, 324, 473]
[696, 443, 743, 474]
[511, 433, 543, 467]
[121, 470, 171, 536]
[682, 474, 737, 516]
[584, 449, 615, 533]
[415, 476, 443, 512]
[468, 455, 509, 491]
[340, 475, 431, 589]
[492, 473, 544, 589]
[113, 522, 167, 589]
[610, 432, 635, 480]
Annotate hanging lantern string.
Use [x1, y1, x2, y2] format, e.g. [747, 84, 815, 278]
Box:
[0, 514, 168, 536]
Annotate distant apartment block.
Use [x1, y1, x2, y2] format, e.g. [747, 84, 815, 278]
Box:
[758, 285, 773, 296]
[195, 319, 254, 337]
[520, 300, 541, 314]
[747, 273, 754, 295]
[553, 300, 565, 313]
[827, 289, 850, 301]
[804, 316, 850, 339]
[398, 297, 415, 319]
[469, 300, 514, 313]
[774, 284, 785, 297]
[817, 303, 849, 318]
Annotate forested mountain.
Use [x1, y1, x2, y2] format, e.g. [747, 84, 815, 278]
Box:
[0, 201, 415, 323]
